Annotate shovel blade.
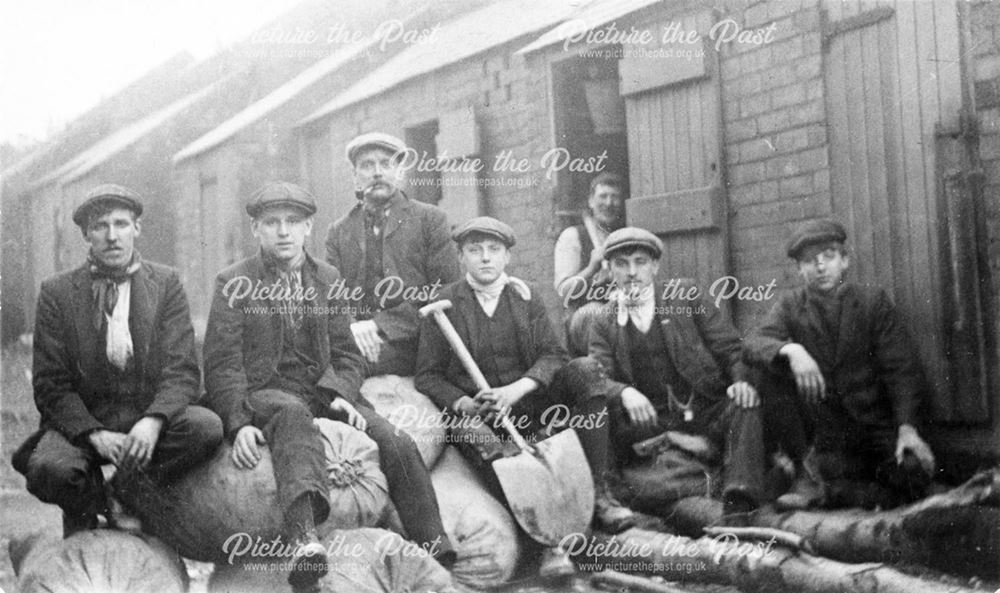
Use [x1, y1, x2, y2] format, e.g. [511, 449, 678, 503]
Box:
[491, 429, 594, 546]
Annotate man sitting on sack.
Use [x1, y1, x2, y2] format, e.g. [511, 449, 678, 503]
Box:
[326, 132, 460, 376]
[583, 227, 767, 515]
[13, 184, 223, 537]
[203, 182, 453, 591]
[415, 216, 646, 579]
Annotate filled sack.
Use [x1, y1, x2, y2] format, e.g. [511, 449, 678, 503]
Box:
[126, 418, 389, 562]
[10, 530, 187, 593]
[209, 528, 456, 593]
[431, 445, 521, 589]
[619, 446, 717, 513]
[361, 374, 447, 468]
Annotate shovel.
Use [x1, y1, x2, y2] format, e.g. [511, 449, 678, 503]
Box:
[419, 300, 595, 546]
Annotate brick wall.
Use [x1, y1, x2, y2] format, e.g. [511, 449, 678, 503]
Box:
[718, 0, 830, 330]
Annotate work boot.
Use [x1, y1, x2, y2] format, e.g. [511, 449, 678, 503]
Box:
[288, 530, 328, 592]
[593, 478, 639, 534]
[775, 462, 825, 511]
[62, 512, 99, 538]
[105, 493, 143, 533]
[538, 546, 575, 580]
[721, 487, 758, 527]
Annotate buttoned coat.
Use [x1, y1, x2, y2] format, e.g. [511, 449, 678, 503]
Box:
[202, 253, 364, 438]
[587, 279, 746, 412]
[743, 282, 925, 428]
[415, 280, 569, 410]
[325, 193, 459, 342]
[30, 261, 200, 443]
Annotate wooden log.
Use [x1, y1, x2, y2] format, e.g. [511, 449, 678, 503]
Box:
[576, 528, 980, 593]
[665, 469, 1000, 579]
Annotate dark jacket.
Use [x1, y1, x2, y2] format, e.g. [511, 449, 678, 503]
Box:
[415, 280, 569, 410]
[588, 279, 746, 407]
[325, 192, 460, 342]
[31, 261, 200, 443]
[743, 282, 925, 428]
[202, 253, 364, 438]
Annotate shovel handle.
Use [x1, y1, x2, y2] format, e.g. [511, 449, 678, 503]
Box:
[427, 308, 534, 452]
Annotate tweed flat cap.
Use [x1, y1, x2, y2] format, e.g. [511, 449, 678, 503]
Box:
[786, 218, 847, 259]
[345, 132, 407, 165]
[72, 184, 143, 227]
[245, 181, 317, 218]
[603, 227, 663, 260]
[452, 216, 516, 247]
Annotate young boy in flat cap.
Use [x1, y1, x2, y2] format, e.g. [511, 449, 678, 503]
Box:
[415, 216, 641, 578]
[326, 132, 460, 376]
[203, 182, 453, 590]
[13, 184, 223, 537]
[584, 227, 767, 515]
[744, 218, 935, 509]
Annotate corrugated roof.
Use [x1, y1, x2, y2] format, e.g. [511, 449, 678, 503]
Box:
[517, 0, 664, 54]
[32, 81, 222, 189]
[298, 0, 584, 126]
[173, 40, 376, 164]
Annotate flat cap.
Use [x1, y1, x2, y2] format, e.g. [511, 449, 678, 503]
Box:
[452, 216, 516, 247]
[245, 181, 317, 218]
[603, 227, 663, 260]
[786, 218, 847, 259]
[345, 132, 407, 165]
[73, 184, 143, 227]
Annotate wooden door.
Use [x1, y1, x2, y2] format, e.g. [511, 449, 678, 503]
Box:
[823, 0, 988, 423]
[621, 9, 729, 295]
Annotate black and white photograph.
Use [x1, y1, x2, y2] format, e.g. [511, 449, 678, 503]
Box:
[1, 0, 999, 592]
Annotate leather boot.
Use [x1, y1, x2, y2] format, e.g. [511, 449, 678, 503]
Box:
[593, 476, 639, 534]
[288, 530, 329, 592]
[538, 546, 575, 580]
[775, 461, 825, 511]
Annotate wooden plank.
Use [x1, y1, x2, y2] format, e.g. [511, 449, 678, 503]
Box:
[878, 11, 910, 305]
[675, 87, 692, 191]
[861, 23, 893, 289]
[625, 185, 722, 234]
[661, 91, 677, 194]
[913, 0, 947, 412]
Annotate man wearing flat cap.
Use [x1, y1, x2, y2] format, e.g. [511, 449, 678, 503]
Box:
[203, 181, 453, 589]
[416, 216, 646, 578]
[326, 132, 460, 376]
[744, 218, 934, 510]
[13, 184, 223, 537]
[583, 226, 768, 516]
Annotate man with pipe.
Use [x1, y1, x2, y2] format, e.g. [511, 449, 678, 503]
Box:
[326, 132, 460, 376]
[415, 216, 645, 578]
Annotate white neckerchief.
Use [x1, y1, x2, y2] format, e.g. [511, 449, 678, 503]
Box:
[613, 286, 655, 333]
[466, 272, 531, 317]
[106, 280, 133, 370]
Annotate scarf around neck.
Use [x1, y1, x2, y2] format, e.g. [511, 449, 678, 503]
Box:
[466, 272, 531, 317]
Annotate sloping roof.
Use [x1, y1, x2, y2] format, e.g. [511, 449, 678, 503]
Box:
[173, 40, 376, 164]
[517, 0, 664, 54]
[32, 80, 222, 189]
[297, 0, 583, 126]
